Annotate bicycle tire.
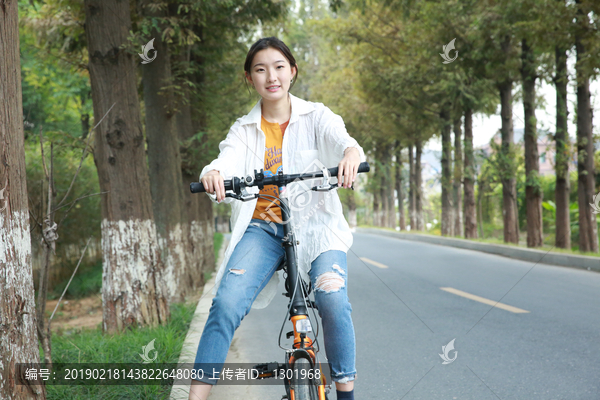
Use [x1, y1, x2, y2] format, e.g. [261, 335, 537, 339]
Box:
[292, 358, 319, 400]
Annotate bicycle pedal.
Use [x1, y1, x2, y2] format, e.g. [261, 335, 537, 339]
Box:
[252, 361, 279, 379]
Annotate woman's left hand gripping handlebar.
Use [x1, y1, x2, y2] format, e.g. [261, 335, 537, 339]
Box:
[338, 147, 361, 189]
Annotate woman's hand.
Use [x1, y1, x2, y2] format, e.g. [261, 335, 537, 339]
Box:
[201, 170, 225, 202]
[337, 147, 361, 189]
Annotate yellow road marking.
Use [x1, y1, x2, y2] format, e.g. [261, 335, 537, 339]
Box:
[440, 287, 530, 314]
[360, 257, 389, 269]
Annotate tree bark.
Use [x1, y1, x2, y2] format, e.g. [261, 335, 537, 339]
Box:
[141, 1, 189, 303]
[187, 43, 216, 281]
[173, 54, 211, 295]
[453, 116, 463, 237]
[498, 35, 519, 244]
[347, 190, 357, 228]
[574, 0, 599, 253]
[463, 107, 477, 238]
[372, 189, 379, 226]
[0, 0, 46, 396]
[84, 0, 170, 333]
[395, 141, 406, 230]
[521, 39, 543, 248]
[441, 104, 454, 236]
[408, 144, 416, 230]
[554, 46, 571, 249]
[415, 139, 424, 231]
[385, 146, 395, 228]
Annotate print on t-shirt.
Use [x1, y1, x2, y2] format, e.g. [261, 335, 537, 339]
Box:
[253, 116, 290, 222]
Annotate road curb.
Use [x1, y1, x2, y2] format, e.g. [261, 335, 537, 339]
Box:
[357, 228, 600, 273]
[170, 233, 230, 400]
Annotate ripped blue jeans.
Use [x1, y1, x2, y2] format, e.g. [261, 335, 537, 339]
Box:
[193, 218, 357, 385]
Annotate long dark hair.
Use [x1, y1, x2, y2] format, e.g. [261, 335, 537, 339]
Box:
[243, 37, 298, 94]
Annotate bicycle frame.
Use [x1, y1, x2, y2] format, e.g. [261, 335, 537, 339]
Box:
[276, 183, 328, 400]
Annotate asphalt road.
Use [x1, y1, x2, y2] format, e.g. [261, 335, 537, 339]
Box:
[208, 231, 600, 400]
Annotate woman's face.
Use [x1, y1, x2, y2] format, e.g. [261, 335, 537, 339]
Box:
[246, 47, 296, 100]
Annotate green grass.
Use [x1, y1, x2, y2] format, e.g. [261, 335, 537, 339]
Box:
[48, 260, 103, 300]
[45, 301, 196, 400]
[358, 225, 600, 258]
[43, 231, 228, 399]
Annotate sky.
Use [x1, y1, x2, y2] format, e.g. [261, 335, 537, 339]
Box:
[425, 55, 600, 151]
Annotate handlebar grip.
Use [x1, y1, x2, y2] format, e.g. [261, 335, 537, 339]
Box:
[190, 180, 234, 193]
[328, 161, 370, 178]
[190, 182, 205, 193]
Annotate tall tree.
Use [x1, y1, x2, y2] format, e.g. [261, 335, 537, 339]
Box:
[440, 103, 454, 236]
[140, 1, 189, 302]
[395, 142, 406, 230]
[574, 0, 599, 253]
[84, 0, 169, 332]
[498, 34, 519, 244]
[554, 45, 571, 249]
[408, 144, 416, 230]
[415, 139, 424, 231]
[453, 115, 464, 237]
[463, 107, 478, 238]
[0, 0, 46, 397]
[521, 38, 543, 247]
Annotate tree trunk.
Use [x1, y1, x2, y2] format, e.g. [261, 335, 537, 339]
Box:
[395, 141, 406, 230]
[441, 104, 454, 236]
[498, 37, 519, 244]
[453, 116, 463, 237]
[141, 2, 189, 303]
[408, 144, 416, 230]
[575, 17, 599, 252]
[521, 39, 543, 248]
[187, 43, 216, 280]
[84, 0, 170, 333]
[0, 1, 46, 396]
[385, 146, 395, 228]
[379, 177, 387, 227]
[554, 46, 571, 249]
[174, 59, 210, 294]
[347, 190, 357, 228]
[415, 139, 424, 231]
[372, 190, 379, 226]
[463, 107, 477, 238]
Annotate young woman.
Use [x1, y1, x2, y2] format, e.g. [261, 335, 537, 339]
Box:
[189, 37, 365, 400]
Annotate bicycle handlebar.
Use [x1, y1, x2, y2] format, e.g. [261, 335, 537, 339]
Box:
[190, 161, 370, 195]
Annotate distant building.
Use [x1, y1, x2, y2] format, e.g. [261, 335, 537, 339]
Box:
[476, 128, 577, 176]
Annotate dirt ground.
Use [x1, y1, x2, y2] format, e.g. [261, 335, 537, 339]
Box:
[45, 291, 204, 334]
[46, 294, 103, 333]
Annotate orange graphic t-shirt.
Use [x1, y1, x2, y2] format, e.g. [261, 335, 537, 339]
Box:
[252, 115, 290, 222]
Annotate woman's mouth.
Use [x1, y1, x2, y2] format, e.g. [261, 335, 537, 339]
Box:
[267, 86, 280, 92]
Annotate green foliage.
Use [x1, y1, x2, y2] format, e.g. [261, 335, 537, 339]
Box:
[45, 302, 196, 399]
[48, 260, 102, 300]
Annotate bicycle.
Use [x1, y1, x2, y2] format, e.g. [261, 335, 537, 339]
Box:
[190, 160, 370, 400]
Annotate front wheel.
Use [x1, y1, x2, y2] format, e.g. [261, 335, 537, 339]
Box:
[292, 358, 319, 400]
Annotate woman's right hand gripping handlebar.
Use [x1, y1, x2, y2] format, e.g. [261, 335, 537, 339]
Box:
[201, 170, 226, 203]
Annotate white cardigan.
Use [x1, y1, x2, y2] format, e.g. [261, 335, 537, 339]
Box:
[199, 93, 366, 309]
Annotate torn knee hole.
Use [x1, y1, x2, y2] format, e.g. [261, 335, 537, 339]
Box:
[332, 263, 345, 275]
[230, 269, 245, 275]
[315, 272, 345, 293]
